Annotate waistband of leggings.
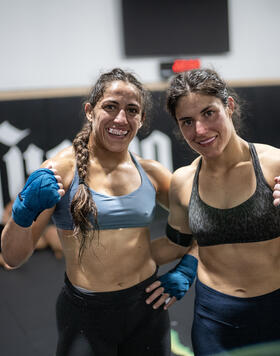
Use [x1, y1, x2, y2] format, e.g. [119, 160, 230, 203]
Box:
[196, 278, 280, 305]
[64, 268, 158, 303]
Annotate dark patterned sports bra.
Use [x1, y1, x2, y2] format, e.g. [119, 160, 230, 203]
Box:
[189, 143, 280, 246]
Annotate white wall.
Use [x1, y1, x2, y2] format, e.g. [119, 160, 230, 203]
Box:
[0, 0, 279, 91]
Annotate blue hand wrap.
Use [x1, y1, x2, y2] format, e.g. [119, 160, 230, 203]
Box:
[12, 168, 61, 227]
[159, 254, 198, 300]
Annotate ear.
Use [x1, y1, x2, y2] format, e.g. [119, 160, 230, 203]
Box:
[227, 96, 235, 117]
[85, 103, 93, 122]
[139, 113, 146, 128]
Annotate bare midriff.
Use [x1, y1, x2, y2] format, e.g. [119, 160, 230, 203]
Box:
[198, 236, 280, 297]
[58, 226, 156, 292]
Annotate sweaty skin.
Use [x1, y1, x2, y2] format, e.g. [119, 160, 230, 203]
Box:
[2, 81, 190, 297]
[173, 91, 280, 297]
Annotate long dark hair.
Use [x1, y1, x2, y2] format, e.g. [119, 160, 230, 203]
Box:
[71, 68, 151, 261]
[166, 68, 243, 133]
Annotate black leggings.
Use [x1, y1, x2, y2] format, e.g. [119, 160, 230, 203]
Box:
[56, 272, 170, 356]
[192, 279, 280, 356]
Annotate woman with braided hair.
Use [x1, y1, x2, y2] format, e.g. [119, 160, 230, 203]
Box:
[1, 68, 197, 356]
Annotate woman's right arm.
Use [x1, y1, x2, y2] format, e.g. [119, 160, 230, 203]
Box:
[0, 149, 73, 268]
[1, 207, 55, 268]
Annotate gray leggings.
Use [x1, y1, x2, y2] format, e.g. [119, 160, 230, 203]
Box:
[56, 272, 171, 356]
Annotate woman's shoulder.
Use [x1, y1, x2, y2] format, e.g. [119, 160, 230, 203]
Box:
[254, 143, 280, 163]
[172, 156, 200, 183]
[169, 157, 200, 203]
[133, 155, 172, 199]
[133, 153, 172, 178]
[254, 143, 280, 184]
[41, 146, 75, 189]
[254, 142, 280, 153]
[134, 152, 200, 191]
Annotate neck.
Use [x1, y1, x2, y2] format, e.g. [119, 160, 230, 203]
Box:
[201, 135, 249, 173]
[88, 137, 131, 169]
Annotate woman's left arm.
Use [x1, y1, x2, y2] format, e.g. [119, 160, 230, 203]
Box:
[145, 165, 199, 309]
[139, 158, 172, 210]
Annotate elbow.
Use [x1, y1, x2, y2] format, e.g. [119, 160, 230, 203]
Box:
[0, 235, 15, 268]
[1, 223, 34, 268]
[0, 255, 17, 270]
[0, 243, 15, 270]
[1, 250, 22, 269]
[1, 240, 30, 269]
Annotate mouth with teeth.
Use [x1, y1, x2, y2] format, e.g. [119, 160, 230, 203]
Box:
[197, 136, 217, 146]
[107, 127, 128, 137]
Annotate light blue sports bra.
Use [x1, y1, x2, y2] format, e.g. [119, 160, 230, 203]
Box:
[52, 153, 157, 230]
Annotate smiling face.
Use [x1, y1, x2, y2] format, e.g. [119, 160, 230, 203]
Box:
[85, 80, 144, 153]
[175, 93, 235, 158]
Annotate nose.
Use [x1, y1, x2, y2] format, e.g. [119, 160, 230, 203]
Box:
[195, 120, 207, 135]
[114, 109, 128, 125]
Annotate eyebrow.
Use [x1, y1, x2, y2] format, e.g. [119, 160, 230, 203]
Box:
[102, 100, 118, 105]
[127, 103, 140, 107]
[103, 100, 140, 107]
[178, 105, 212, 121]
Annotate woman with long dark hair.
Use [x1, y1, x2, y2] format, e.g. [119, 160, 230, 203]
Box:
[149, 67, 280, 355]
[2, 68, 197, 356]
